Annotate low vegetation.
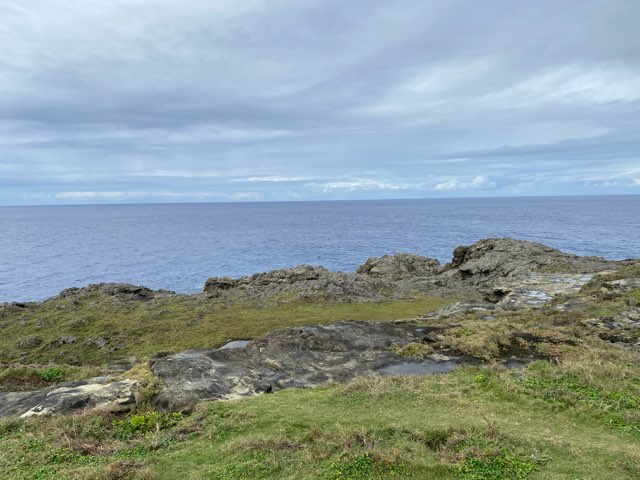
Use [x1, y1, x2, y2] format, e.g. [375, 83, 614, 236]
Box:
[1, 348, 639, 479]
[0, 293, 451, 369]
[1, 279, 639, 478]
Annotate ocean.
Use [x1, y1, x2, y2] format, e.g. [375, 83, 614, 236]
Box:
[1, 195, 638, 303]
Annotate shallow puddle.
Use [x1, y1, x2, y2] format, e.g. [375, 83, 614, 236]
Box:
[376, 359, 461, 376]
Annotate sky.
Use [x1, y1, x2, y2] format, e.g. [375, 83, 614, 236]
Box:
[0, 0, 639, 205]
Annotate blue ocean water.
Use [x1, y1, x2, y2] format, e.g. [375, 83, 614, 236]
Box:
[1, 195, 638, 303]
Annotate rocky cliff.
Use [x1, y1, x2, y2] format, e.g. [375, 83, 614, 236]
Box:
[203, 238, 623, 301]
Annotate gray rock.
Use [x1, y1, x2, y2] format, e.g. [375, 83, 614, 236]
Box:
[201, 240, 625, 302]
[442, 238, 616, 288]
[59, 335, 77, 345]
[150, 321, 464, 412]
[205, 265, 389, 301]
[86, 336, 109, 349]
[108, 357, 141, 372]
[204, 254, 446, 301]
[422, 301, 497, 320]
[56, 283, 175, 302]
[17, 336, 43, 349]
[0, 380, 138, 418]
[356, 253, 440, 280]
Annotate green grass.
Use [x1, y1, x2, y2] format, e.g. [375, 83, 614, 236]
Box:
[0, 294, 452, 366]
[1, 358, 639, 479]
[1, 268, 639, 479]
[0, 365, 103, 391]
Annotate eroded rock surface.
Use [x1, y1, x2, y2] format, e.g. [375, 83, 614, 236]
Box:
[203, 255, 448, 301]
[56, 283, 175, 302]
[0, 379, 137, 418]
[2, 238, 637, 417]
[441, 238, 616, 288]
[203, 238, 625, 301]
[150, 322, 472, 412]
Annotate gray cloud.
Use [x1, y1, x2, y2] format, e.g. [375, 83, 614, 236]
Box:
[1, 0, 639, 204]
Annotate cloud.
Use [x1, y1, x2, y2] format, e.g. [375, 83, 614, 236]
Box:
[1, 1, 639, 204]
[434, 175, 497, 192]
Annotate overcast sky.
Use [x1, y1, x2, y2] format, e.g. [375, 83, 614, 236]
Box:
[1, 0, 639, 205]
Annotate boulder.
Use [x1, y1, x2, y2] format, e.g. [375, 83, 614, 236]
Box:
[0, 380, 138, 418]
[356, 253, 440, 280]
[442, 238, 615, 287]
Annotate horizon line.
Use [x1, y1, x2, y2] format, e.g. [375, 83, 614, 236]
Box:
[1, 192, 639, 208]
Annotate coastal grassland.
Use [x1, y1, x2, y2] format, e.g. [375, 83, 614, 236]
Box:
[0, 293, 452, 370]
[2, 280, 640, 478]
[1, 340, 639, 480]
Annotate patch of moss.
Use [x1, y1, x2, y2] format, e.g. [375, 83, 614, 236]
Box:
[0, 295, 452, 366]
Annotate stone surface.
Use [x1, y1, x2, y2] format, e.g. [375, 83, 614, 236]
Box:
[2, 237, 637, 418]
[56, 283, 175, 302]
[356, 253, 441, 280]
[86, 336, 109, 349]
[0, 380, 138, 418]
[107, 357, 141, 372]
[441, 238, 615, 288]
[493, 273, 594, 310]
[59, 335, 77, 345]
[203, 239, 625, 301]
[17, 335, 43, 349]
[423, 301, 497, 320]
[150, 321, 471, 411]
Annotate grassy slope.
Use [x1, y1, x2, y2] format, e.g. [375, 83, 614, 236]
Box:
[1, 354, 639, 479]
[0, 294, 452, 367]
[1, 287, 639, 479]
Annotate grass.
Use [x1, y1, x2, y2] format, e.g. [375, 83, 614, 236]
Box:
[0, 365, 103, 391]
[1, 353, 639, 479]
[0, 293, 452, 367]
[1, 268, 639, 478]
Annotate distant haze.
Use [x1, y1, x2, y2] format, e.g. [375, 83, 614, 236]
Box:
[1, 1, 639, 205]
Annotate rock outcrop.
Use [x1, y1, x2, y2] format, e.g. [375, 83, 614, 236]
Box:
[56, 283, 175, 302]
[150, 322, 473, 412]
[203, 255, 446, 301]
[1, 238, 637, 418]
[0, 379, 137, 418]
[356, 253, 441, 280]
[441, 238, 615, 287]
[203, 239, 623, 301]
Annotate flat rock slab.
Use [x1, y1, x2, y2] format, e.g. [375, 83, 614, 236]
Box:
[150, 321, 472, 411]
[495, 273, 594, 309]
[0, 380, 137, 418]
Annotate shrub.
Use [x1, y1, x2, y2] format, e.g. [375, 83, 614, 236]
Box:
[40, 367, 65, 382]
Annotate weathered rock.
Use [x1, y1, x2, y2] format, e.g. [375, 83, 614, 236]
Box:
[0, 380, 138, 418]
[442, 238, 616, 288]
[108, 357, 141, 372]
[56, 283, 175, 302]
[356, 254, 440, 280]
[205, 265, 390, 301]
[17, 336, 43, 349]
[150, 321, 472, 412]
[493, 273, 594, 310]
[202, 240, 624, 302]
[86, 336, 109, 349]
[423, 301, 497, 320]
[59, 335, 77, 345]
[204, 254, 449, 301]
[580, 275, 640, 300]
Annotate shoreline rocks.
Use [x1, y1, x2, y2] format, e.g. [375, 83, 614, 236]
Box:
[0, 237, 637, 418]
[203, 238, 625, 301]
[1, 238, 630, 306]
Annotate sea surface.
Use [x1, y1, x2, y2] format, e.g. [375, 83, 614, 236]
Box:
[1, 195, 639, 303]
